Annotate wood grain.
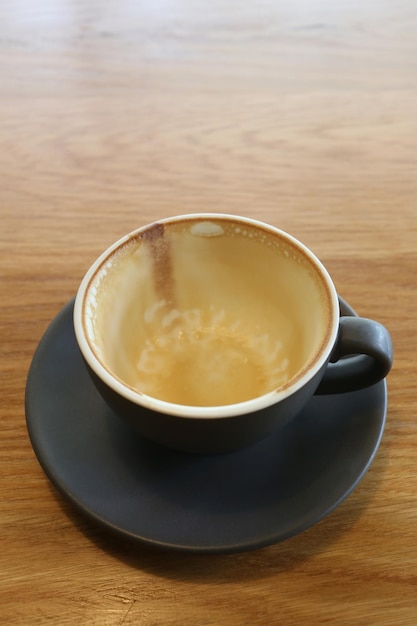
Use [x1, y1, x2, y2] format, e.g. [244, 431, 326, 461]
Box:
[1, 0, 417, 624]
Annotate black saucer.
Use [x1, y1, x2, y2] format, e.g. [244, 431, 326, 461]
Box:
[25, 298, 387, 554]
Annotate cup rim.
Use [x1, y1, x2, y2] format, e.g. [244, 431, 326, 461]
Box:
[73, 213, 340, 418]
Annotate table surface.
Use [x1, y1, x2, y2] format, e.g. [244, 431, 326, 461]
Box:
[1, 0, 416, 624]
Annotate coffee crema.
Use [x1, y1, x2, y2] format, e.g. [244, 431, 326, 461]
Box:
[83, 218, 332, 407]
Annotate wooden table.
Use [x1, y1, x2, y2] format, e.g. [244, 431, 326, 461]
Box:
[1, 0, 416, 623]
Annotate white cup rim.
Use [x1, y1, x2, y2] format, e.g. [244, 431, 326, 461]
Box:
[73, 214, 340, 418]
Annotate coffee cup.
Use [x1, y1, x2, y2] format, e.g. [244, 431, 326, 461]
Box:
[73, 214, 393, 454]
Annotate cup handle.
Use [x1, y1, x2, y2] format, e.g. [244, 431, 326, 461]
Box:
[315, 317, 393, 394]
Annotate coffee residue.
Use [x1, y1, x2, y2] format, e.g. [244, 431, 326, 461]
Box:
[140, 222, 175, 305]
[133, 305, 290, 406]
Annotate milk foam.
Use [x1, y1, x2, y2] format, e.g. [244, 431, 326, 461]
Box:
[131, 304, 290, 406]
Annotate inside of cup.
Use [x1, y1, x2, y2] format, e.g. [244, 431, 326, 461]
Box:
[83, 218, 333, 407]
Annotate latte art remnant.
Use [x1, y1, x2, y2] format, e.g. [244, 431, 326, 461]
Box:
[131, 304, 290, 406]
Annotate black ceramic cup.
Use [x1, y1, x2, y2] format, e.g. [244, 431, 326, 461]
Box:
[73, 214, 393, 453]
